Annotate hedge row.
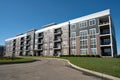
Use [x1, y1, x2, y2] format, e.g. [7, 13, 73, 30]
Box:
[60, 55, 101, 57]
[115, 55, 120, 58]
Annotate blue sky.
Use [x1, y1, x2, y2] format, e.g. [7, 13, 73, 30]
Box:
[0, 0, 120, 54]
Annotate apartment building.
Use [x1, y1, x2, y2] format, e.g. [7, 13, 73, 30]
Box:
[5, 9, 117, 57]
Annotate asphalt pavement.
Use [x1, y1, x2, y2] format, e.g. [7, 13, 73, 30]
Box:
[0, 58, 111, 80]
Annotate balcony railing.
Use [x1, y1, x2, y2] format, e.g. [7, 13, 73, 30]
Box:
[38, 40, 44, 44]
[38, 35, 44, 38]
[54, 30, 62, 35]
[26, 36, 31, 40]
[54, 38, 62, 42]
[99, 22, 109, 26]
[100, 38, 111, 45]
[38, 47, 43, 50]
[54, 45, 61, 49]
[100, 29, 110, 35]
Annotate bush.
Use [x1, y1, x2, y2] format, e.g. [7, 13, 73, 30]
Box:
[60, 55, 101, 58]
[115, 55, 120, 58]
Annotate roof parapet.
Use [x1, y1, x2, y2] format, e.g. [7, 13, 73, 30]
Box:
[43, 23, 57, 28]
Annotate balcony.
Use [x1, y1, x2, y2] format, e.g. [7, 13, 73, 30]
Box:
[54, 45, 61, 50]
[101, 47, 111, 56]
[12, 48, 16, 51]
[100, 29, 110, 35]
[20, 42, 24, 45]
[38, 33, 44, 38]
[37, 39, 44, 44]
[26, 36, 31, 40]
[100, 25, 110, 35]
[26, 42, 31, 46]
[54, 30, 62, 35]
[54, 38, 62, 42]
[20, 37, 25, 42]
[13, 43, 16, 46]
[38, 47, 43, 51]
[100, 36, 111, 47]
[38, 35, 44, 38]
[26, 47, 31, 51]
[99, 16, 109, 26]
[20, 47, 24, 50]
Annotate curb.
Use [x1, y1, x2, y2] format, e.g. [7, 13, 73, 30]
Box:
[52, 58, 120, 80]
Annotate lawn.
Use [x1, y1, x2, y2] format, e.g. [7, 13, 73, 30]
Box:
[61, 57, 120, 78]
[0, 57, 35, 64]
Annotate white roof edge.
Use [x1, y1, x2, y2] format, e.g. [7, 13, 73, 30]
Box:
[5, 34, 27, 41]
[35, 21, 69, 33]
[70, 9, 110, 24]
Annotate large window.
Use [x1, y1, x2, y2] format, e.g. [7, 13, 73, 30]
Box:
[71, 41, 76, 46]
[70, 24, 76, 30]
[89, 19, 96, 26]
[62, 26, 68, 31]
[71, 49, 76, 55]
[90, 38, 96, 45]
[79, 30, 88, 37]
[44, 38, 48, 42]
[80, 49, 87, 54]
[63, 49, 67, 55]
[101, 38, 110, 45]
[91, 48, 96, 54]
[62, 33, 68, 38]
[63, 41, 68, 47]
[49, 36, 53, 41]
[50, 43, 53, 48]
[89, 28, 96, 35]
[79, 21, 87, 29]
[80, 40, 87, 48]
[71, 32, 76, 37]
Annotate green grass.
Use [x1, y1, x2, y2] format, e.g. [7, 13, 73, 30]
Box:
[61, 57, 120, 78]
[0, 57, 35, 64]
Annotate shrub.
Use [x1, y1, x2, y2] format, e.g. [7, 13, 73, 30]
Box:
[60, 55, 101, 58]
[115, 55, 120, 58]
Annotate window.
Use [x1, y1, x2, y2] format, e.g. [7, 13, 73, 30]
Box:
[63, 49, 67, 54]
[89, 28, 96, 35]
[62, 33, 68, 38]
[80, 40, 87, 48]
[44, 31, 47, 35]
[70, 24, 76, 30]
[71, 49, 76, 55]
[62, 26, 68, 31]
[44, 37, 48, 42]
[50, 50, 53, 54]
[49, 30, 53, 34]
[44, 50, 47, 54]
[71, 32, 76, 37]
[63, 41, 68, 47]
[79, 21, 87, 29]
[102, 38, 110, 45]
[49, 36, 53, 41]
[90, 38, 96, 45]
[50, 43, 53, 48]
[80, 49, 87, 54]
[89, 19, 96, 26]
[71, 46, 76, 49]
[44, 43, 48, 47]
[79, 30, 88, 37]
[91, 48, 96, 54]
[71, 41, 76, 45]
